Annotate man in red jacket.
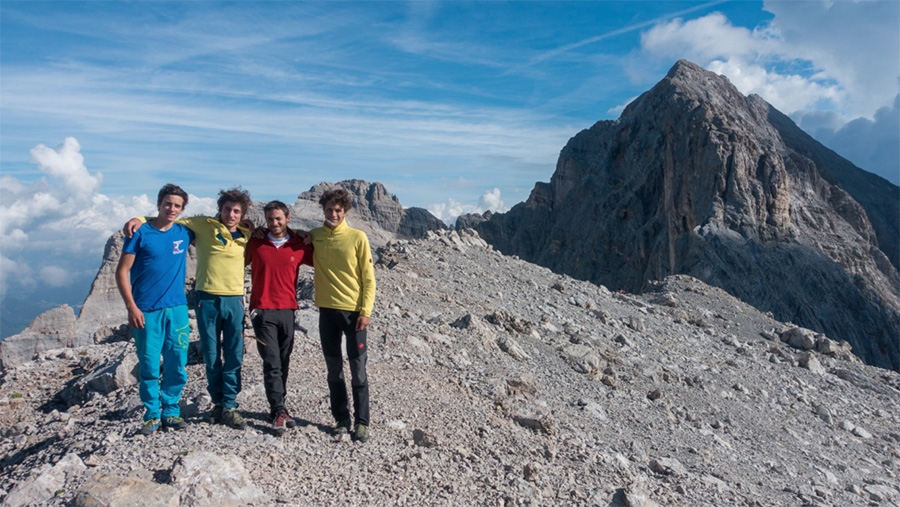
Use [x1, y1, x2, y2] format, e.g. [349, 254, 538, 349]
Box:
[245, 200, 313, 436]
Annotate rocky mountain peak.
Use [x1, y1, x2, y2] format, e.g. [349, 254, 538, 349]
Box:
[468, 60, 899, 371]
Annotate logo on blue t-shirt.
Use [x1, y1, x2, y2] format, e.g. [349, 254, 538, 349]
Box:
[173, 240, 185, 254]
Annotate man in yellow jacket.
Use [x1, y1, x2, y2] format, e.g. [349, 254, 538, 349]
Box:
[310, 188, 376, 443]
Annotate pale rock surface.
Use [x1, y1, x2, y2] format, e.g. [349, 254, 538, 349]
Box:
[74, 474, 180, 507]
[170, 450, 268, 506]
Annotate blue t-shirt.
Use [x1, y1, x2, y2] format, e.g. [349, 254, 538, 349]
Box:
[122, 223, 195, 312]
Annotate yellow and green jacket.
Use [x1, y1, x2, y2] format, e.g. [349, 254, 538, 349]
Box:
[310, 220, 376, 316]
[140, 215, 250, 296]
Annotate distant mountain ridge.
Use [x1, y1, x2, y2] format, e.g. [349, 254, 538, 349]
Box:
[461, 60, 900, 371]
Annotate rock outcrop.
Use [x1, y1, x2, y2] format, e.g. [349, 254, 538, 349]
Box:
[464, 60, 900, 371]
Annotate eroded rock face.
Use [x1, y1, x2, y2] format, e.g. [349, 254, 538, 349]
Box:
[468, 60, 900, 371]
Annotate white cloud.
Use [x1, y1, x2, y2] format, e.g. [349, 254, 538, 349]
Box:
[796, 95, 900, 184]
[428, 188, 508, 225]
[39, 266, 69, 287]
[640, 13, 776, 63]
[30, 137, 103, 200]
[705, 58, 843, 115]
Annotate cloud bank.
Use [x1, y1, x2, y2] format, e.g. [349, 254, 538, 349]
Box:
[428, 188, 507, 225]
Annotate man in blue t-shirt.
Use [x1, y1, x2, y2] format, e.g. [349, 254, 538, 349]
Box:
[116, 183, 195, 436]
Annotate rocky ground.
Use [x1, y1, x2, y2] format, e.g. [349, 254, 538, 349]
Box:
[1, 229, 899, 506]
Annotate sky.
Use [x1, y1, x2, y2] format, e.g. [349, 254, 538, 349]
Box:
[1, 0, 898, 338]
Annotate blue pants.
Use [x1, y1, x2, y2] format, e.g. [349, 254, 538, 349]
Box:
[196, 291, 244, 410]
[133, 306, 190, 421]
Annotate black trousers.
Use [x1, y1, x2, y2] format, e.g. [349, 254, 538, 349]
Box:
[251, 309, 295, 414]
[318, 308, 369, 426]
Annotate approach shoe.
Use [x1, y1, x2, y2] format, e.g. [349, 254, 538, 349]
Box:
[162, 416, 188, 431]
[208, 404, 223, 424]
[140, 418, 161, 436]
[333, 418, 352, 436]
[352, 422, 369, 443]
[271, 408, 299, 429]
[222, 409, 247, 430]
[272, 411, 289, 437]
[283, 409, 298, 428]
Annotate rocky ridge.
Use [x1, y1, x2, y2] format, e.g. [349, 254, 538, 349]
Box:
[1, 228, 899, 506]
[464, 60, 900, 372]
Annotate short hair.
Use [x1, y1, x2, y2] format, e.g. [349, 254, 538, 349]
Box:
[318, 188, 352, 211]
[157, 183, 189, 207]
[263, 200, 290, 217]
[217, 187, 251, 216]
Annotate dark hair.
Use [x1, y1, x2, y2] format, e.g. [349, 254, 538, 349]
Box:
[318, 188, 352, 211]
[217, 187, 251, 216]
[157, 183, 189, 207]
[263, 200, 290, 216]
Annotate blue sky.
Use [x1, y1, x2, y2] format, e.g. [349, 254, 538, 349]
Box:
[1, 1, 898, 338]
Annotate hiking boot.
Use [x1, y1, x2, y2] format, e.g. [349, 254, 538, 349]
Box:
[272, 410, 288, 437]
[162, 416, 188, 431]
[333, 418, 352, 435]
[222, 409, 247, 430]
[208, 404, 223, 424]
[140, 418, 161, 436]
[282, 409, 297, 428]
[352, 422, 369, 443]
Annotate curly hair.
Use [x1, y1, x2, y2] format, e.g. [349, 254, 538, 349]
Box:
[157, 183, 189, 207]
[318, 188, 352, 211]
[217, 187, 251, 216]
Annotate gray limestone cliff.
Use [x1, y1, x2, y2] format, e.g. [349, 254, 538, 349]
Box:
[465, 60, 900, 371]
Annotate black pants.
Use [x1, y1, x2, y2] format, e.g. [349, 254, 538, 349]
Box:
[251, 309, 295, 414]
[319, 308, 369, 426]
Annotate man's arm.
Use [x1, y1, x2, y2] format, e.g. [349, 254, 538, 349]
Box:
[355, 235, 376, 331]
[124, 215, 205, 239]
[115, 253, 145, 329]
[244, 239, 256, 267]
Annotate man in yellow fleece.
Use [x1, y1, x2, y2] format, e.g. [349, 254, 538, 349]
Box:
[125, 187, 253, 430]
[310, 188, 376, 443]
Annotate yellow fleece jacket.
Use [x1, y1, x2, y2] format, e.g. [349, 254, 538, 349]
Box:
[139, 215, 250, 296]
[310, 220, 376, 316]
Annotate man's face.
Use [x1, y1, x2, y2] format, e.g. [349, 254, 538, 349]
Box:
[323, 203, 346, 228]
[158, 195, 185, 224]
[219, 201, 243, 229]
[265, 209, 289, 237]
